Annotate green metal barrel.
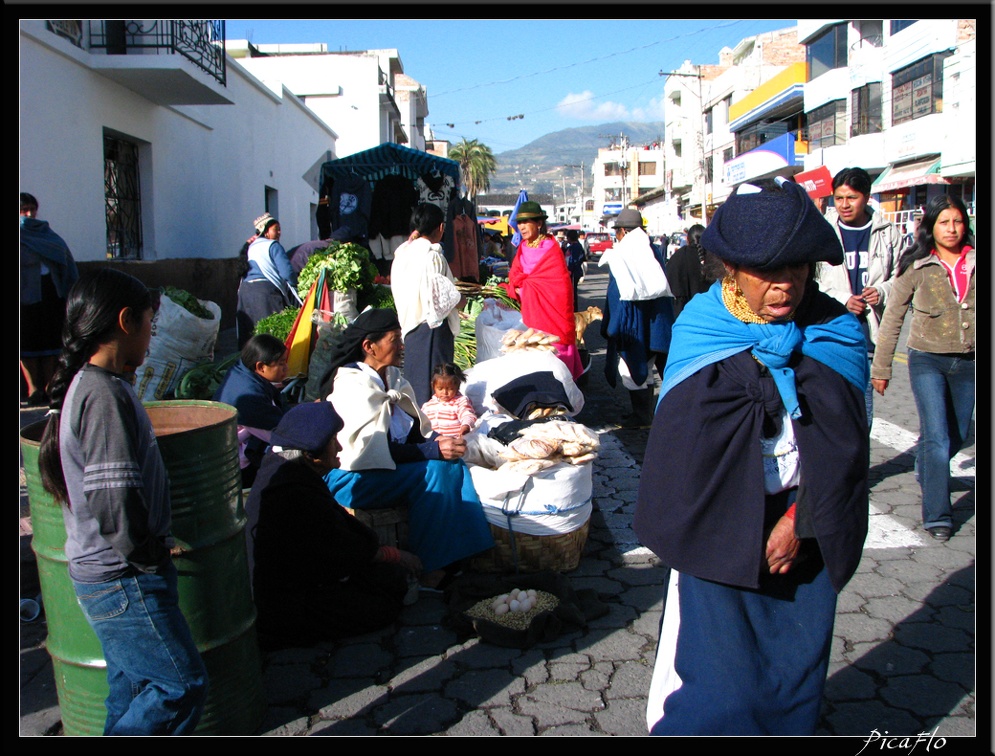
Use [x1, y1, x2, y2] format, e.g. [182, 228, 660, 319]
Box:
[20, 401, 266, 735]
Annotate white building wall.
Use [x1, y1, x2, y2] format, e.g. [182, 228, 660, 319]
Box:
[940, 38, 975, 177]
[234, 52, 383, 159]
[20, 22, 337, 263]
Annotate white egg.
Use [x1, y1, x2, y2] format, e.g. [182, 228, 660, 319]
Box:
[526, 589, 537, 599]
[496, 594, 509, 604]
[509, 599, 520, 612]
[491, 598, 506, 612]
[520, 598, 533, 612]
[494, 603, 509, 615]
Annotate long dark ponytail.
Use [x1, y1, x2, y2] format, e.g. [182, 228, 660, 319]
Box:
[38, 269, 153, 504]
[898, 195, 974, 276]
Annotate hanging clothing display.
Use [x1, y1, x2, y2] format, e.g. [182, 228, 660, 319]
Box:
[417, 171, 454, 211]
[368, 173, 421, 262]
[330, 173, 373, 240]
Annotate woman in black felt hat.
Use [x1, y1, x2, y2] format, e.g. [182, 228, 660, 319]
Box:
[634, 178, 870, 735]
[318, 308, 494, 590]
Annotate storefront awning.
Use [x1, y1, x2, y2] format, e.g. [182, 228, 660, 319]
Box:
[723, 133, 801, 186]
[871, 158, 949, 194]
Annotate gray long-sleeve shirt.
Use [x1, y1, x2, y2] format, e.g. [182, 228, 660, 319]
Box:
[60, 364, 173, 582]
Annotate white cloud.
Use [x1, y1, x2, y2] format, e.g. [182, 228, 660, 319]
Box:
[631, 96, 667, 122]
[556, 91, 629, 121]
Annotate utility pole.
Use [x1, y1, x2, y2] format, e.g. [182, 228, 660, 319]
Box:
[659, 67, 707, 224]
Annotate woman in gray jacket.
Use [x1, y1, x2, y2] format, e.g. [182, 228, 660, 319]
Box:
[870, 195, 975, 542]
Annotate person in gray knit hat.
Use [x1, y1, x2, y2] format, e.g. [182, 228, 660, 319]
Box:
[634, 177, 869, 736]
[597, 208, 674, 426]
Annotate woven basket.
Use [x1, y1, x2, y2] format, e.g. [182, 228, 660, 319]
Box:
[470, 517, 590, 573]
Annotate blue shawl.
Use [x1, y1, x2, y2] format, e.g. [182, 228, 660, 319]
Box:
[661, 281, 868, 419]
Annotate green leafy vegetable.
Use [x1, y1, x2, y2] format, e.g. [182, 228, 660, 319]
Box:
[254, 307, 300, 342]
[162, 286, 214, 319]
[297, 242, 378, 299]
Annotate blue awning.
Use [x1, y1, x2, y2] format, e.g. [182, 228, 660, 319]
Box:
[321, 143, 461, 190]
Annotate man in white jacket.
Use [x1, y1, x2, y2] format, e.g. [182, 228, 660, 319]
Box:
[599, 209, 675, 426]
[815, 167, 903, 427]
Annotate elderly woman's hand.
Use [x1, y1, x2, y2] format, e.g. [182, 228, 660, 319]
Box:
[765, 515, 800, 574]
[437, 435, 467, 460]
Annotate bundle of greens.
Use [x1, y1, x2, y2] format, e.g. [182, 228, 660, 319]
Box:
[297, 242, 378, 300]
[254, 307, 300, 342]
[161, 286, 214, 319]
[452, 279, 521, 371]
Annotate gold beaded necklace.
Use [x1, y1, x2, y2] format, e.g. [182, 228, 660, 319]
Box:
[721, 275, 771, 325]
[525, 234, 547, 249]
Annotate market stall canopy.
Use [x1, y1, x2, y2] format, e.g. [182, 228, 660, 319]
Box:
[321, 143, 461, 191]
[871, 158, 949, 194]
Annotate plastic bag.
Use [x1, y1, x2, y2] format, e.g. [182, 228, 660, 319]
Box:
[135, 292, 221, 401]
[474, 299, 524, 363]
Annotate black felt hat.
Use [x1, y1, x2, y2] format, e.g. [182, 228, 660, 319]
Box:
[701, 179, 843, 270]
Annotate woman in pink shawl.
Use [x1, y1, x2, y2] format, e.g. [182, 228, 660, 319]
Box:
[502, 202, 582, 378]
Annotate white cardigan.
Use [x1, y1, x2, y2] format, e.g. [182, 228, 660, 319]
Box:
[328, 364, 434, 471]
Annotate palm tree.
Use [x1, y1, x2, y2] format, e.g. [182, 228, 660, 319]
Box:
[449, 138, 497, 199]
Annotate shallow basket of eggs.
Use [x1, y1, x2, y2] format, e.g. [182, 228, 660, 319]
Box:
[460, 587, 562, 647]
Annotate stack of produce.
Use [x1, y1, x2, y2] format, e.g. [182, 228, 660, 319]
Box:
[499, 327, 559, 354]
[496, 419, 600, 475]
[453, 278, 520, 371]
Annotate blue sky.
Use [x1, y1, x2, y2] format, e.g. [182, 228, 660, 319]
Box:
[226, 18, 796, 153]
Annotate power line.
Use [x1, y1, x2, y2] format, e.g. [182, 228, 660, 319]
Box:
[431, 19, 746, 98]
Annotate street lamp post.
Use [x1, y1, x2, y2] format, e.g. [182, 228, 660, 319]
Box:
[660, 67, 707, 225]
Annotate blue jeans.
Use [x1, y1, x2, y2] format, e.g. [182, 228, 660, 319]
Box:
[907, 349, 975, 529]
[73, 561, 208, 735]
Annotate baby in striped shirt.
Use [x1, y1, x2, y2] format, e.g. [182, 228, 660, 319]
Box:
[420, 363, 477, 438]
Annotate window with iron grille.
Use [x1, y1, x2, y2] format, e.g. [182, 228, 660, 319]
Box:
[891, 54, 950, 126]
[104, 133, 143, 260]
[850, 82, 882, 137]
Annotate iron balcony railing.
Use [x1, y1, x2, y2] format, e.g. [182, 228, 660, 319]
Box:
[87, 20, 226, 87]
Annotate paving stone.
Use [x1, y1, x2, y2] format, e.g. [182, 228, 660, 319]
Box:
[847, 642, 930, 676]
[929, 653, 975, 687]
[934, 604, 975, 632]
[516, 682, 605, 726]
[394, 624, 459, 658]
[310, 680, 386, 720]
[371, 693, 459, 734]
[311, 717, 380, 736]
[823, 700, 924, 737]
[832, 614, 894, 645]
[892, 622, 972, 653]
[323, 642, 393, 678]
[845, 571, 907, 598]
[456, 640, 525, 669]
[594, 696, 649, 736]
[606, 660, 652, 699]
[263, 663, 322, 704]
[256, 709, 310, 736]
[512, 649, 550, 687]
[580, 628, 647, 661]
[388, 654, 458, 693]
[489, 706, 537, 736]
[578, 664, 611, 693]
[823, 663, 879, 701]
[445, 668, 525, 707]
[539, 722, 604, 735]
[586, 602, 637, 630]
[880, 675, 971, 717]
[863, 594, 926, 624]
[444, 708, 502, 736]
[876, 559, 947, 583]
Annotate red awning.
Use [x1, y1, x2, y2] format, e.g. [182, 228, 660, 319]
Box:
[794, 166, 833, 199]
[871, 158, 949, 194]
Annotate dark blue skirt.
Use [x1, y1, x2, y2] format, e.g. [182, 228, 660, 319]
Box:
[324, 459, 494, 573]
[649, 565, 837, 735]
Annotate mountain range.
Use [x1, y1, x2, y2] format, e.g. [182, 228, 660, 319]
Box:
[489, 121, 666, 195]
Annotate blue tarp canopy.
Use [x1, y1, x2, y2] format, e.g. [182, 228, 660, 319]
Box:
[320, 143, 461, 191]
